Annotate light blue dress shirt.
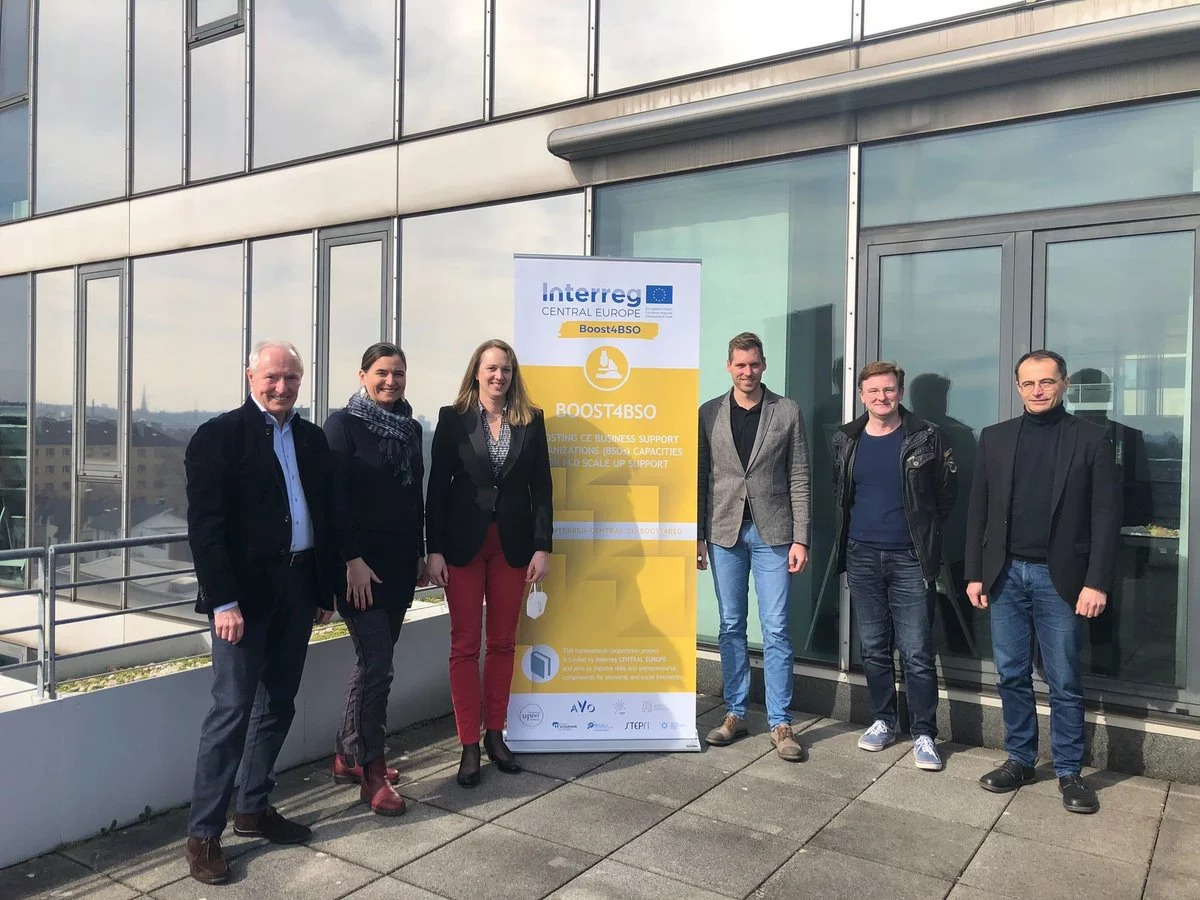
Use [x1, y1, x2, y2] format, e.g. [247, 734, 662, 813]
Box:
[213, 398, 315, 614]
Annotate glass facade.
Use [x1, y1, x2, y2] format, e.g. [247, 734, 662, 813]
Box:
[492, 1, 589, 115]
[0, 274, 27, 583]
[252, 0, 396, 167]
[31, 270, 72, 549]
[0, 102, 26, 222]
[81, 273, 122, 472]
[863, 0, 1017, 35]
[249, 233, 314, 401]
[133, 0, 185, 193]
[401, 0, 483, 134]
[595, 152, 849, 662]
[189, 34, 246, 181]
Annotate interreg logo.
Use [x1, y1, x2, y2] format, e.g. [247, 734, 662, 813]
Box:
[541, 282, 643, 307]
[569, 698, 596, 714]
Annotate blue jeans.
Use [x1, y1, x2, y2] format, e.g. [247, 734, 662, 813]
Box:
[990, 559, 1085, 777]
[845, 540, 938, 738]
[708, 521, 793, 728]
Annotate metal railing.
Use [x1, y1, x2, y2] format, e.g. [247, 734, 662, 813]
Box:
[0, 533, 205, 701]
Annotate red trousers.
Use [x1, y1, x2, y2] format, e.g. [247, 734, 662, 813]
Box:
[446, 523, 528, 745]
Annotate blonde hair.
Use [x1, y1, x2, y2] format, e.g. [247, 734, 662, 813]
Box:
[453, 339, 539, 426]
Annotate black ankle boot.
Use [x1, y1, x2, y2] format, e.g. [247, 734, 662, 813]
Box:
[457, 743, 481, 788]
[483, 729, 522, 774]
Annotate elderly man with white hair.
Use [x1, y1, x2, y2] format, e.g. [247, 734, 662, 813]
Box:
[182, 340, 340, 884]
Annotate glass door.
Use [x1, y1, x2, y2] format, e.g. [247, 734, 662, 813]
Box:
[862, 234, 1020, 669]
[1034, 220, 1198, 689]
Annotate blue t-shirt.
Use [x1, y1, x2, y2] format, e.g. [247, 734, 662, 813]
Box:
[848, 427, 912, 549]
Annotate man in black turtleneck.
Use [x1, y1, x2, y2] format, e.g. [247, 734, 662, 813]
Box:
[964, 350, 1119, 814]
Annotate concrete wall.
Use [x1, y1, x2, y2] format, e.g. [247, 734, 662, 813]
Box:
[0, 608, 451, 870]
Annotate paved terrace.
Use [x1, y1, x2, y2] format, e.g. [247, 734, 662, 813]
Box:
[3, 696, 1197, 900]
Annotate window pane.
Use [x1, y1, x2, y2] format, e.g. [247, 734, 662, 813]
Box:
[493, 0, 588, 115]
[35, 0, 127, 211]
[0, 0, 30, 99]
[132, 246, 243, 526]
[33, 270, 73, 548]
[862, 97, 1200, 227]
[402, 194, 584, 430]
[83, 276, 121, 470]
[594, 152, 849, 663]
[252, 0, 395, 167]
[864, 0, 1014, 35]
[0, 102, 28, 222]
[327, 240, 385, 409]
[250, 234, 313, 417]
[73, 479, 122, 605]
[1045, 231, 1194, 687]
[402, 0, 483, 134]
[878, 247, 1003, 663]
[0, 275, 29, 577]
[134, 0, 184, 192]
[189, 36, 245, 180]
[598, 0, 851, 93]
[196, 0, 239, 27]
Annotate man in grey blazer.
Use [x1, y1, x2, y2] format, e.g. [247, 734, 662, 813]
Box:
[698, 332, 811, 761]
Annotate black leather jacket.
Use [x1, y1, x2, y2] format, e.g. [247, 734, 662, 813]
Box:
[831, 407, 957, 580]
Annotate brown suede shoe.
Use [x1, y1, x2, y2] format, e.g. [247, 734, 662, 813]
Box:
[232, 806, 311, 844]
[771, 724, 805, 762]
[705, 714, 749, 746]
[185, 836, 229, 884]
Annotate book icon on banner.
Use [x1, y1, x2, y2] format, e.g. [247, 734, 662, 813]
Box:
[584, 345, 630, 391]
[522, 644, 560, 683]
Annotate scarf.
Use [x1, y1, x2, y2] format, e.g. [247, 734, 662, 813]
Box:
[346, 388, 422, 485]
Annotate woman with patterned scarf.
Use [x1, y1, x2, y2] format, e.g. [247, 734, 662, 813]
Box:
[324, 342, 426, 816]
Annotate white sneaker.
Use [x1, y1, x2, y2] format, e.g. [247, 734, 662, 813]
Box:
[857, 719, 897, 752]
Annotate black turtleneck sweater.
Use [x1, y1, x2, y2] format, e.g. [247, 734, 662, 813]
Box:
[1009, 403, 1067, 560]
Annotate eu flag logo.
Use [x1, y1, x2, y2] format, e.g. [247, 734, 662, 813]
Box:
[645, 284, 673, 305]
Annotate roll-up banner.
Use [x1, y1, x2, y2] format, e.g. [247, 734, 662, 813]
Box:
[508, 254, 702, 752]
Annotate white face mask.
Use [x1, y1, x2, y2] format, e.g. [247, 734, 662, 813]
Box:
[526, 584, 548, 619]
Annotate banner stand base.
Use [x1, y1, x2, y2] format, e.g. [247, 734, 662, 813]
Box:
[506, 732, 701, 753]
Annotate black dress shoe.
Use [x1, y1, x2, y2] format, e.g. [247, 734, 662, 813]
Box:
[979, 759, 1037, 793]
[457, 743, 481, 788]
[1059, 773, 1099, 814]
[483, 729, 522, 774]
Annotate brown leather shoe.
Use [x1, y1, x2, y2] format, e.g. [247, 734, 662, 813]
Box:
[771, 724, 805, 762]
[185, 836, 229, 884]
[232, 806, 311, 844]
[705, 714, 749, 746]
[332, 753, 400, 785]
[361, 757, 407, 817]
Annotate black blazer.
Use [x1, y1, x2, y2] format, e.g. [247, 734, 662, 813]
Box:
[964, 411, 1120, 604]
[425, 405, 553, 568]
[186, 398, 339, 619]
[323, 408, 424, 562]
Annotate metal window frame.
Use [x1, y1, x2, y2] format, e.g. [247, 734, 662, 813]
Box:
[187, 0, 244, 45]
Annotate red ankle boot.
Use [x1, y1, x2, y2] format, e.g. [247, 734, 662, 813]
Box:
[361, 757, 407, 817]
[332, 753, 400, 785]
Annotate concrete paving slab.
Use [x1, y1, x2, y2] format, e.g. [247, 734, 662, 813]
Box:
[696, 694, 723, 717]
[859, 765, 1013, 829]
[666, 731, 775, 774]
[401, 768, 563, 822]
[994, 788, 1159, 865]
[393, 714, 461, 753]
[960, 830, 1147, 900]
[59, 806, 208, 894]
[494, 782, 669, 855]
[611, 809, 798, 898]
[516, 751, 620, 782]
[754, 845, 954, 900]
[794, 718, 913, 764]
[946, 886, 1020, 900]
[1022, 767, 1167, 819]
[394, 822, 598, 900]
[339, 876, 446, 899]
[1147, 817, 1200, 879]
[1163, 782, 1200, 824]
[811, 799, 986, 881]
[151, 843, 377, 900]
[695, 705, 821, 740]
[575, 753, 730, 809]
[684, 771, 847, 841]
[0, 853, 139, 900]
[550, 859, 729, 899]
[938, 742, 1009, 783]
[307, 799, 479, 874]
[741, 746, 892, 800]
[271, 759, 362, 826]
[1144, 867, 1200, 900]
[387, 744, 460, 785]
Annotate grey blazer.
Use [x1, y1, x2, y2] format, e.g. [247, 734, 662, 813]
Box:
[698, 387, 811, 549]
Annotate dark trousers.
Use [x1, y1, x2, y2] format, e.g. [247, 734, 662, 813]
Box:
[446, 523, 528, 745]
[187, 559, 318, 838]
[846, 540, 939, 738]
[336, 603, 408, 765]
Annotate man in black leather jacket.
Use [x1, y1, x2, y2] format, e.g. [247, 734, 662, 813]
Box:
[831, 361, 957, 771]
